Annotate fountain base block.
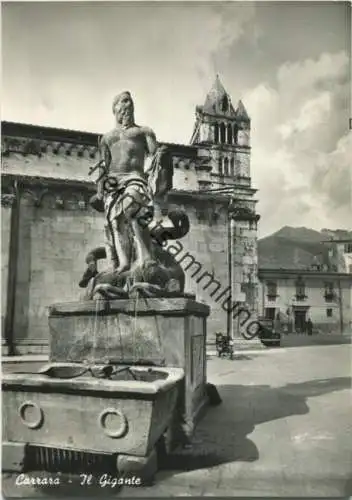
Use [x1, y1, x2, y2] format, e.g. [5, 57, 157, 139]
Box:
[2, 366, 183, 482]
[48, 298, 210, 440]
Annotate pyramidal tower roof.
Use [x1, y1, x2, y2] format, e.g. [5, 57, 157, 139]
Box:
[202, 75, 236, 117]
[235, 99, 250, 122]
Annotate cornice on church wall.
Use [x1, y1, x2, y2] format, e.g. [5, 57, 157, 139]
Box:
[0, 121, 231, 187]
[1, 122, 260, 225]
[0, 172, 259, 225]
[1, 121, 100, 146]
[1, 120, 198, 158]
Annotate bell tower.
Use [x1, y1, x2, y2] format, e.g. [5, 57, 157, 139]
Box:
[190, 76, 260, 342]
[190, 75, 250, 179]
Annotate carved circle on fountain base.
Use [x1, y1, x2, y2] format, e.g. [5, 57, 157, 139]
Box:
[98, 408, 128, 438]
[19, 401, 44, 429]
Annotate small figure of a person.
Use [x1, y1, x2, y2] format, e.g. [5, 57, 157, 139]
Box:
[307, 318, 313, 336]
[274, 312, 281, 334]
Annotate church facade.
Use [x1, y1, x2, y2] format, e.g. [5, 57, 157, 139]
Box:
[1, 77, 260, 354]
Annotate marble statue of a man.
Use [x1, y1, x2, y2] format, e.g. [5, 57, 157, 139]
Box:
[91, 91, 168, 275]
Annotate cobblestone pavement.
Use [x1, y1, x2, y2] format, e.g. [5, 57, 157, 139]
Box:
[2, 344, 352, 497]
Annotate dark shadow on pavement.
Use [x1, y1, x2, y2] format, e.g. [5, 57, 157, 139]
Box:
[159, 376, 351, 475]
[2, 377, 350, 497]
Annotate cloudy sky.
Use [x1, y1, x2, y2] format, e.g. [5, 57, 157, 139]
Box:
[2, 1, 351, 237]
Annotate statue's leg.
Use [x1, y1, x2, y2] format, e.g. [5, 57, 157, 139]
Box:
[109, 220, 131, 274]
[121, 186, 154, 267]
[104, 224, 119, 270]
[106, 195, 133, 274]
[131, 218, 153, 266]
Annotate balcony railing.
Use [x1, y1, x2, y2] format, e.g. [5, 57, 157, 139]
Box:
[266, 294, 278, 301]
[294, 294, 308, 301]
[324, 292, 335, 303]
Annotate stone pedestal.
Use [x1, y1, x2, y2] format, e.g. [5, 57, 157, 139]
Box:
[48, 297, 210, 441]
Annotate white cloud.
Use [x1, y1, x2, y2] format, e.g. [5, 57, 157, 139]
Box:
[278, 92, 331, 139]
[244, 51, 350, 237]
[2, 5, 349, 238]
[2, 3, 256, 143]
[277, 51, 349, 95]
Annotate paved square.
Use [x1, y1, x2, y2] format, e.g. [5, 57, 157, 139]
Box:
[2, 344, 351, 497]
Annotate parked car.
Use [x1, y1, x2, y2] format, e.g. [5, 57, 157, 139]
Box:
[258, 317, 281, 347]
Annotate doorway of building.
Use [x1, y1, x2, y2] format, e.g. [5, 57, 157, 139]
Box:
[265, 307, 276, 320]
[294, 310, 307, 333]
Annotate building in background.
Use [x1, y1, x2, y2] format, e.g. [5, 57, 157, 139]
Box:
[321, 234, 352, 274]
[258, 267, 352, 334]
[1, 77, 260, 355]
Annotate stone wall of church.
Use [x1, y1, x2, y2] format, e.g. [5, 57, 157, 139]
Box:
[11, 193, 105, 353]
[167, 196, 230, 336]
[2, 185, 239, 353]
[2, 189, 243, 352]
[2, 148, 96, 183]
[1, 125, 260, 353]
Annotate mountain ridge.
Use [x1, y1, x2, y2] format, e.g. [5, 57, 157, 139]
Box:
[258, 226, 352, 270]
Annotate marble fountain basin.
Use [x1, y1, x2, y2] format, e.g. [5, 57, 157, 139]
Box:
[2, 363, 185, 459]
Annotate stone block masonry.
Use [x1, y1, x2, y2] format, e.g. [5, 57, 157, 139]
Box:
[1, 79, 260, 354]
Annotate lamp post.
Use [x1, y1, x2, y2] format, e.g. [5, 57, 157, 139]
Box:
[228, 198, 236, 341]
[227, 202, 232, 340]
[227, 195, 236, 340]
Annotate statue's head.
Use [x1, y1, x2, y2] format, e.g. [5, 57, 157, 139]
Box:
[112, 91, 135, 127]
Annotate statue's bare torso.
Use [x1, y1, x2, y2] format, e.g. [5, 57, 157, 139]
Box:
[96, 91, 160, 274]
[101, 125, 157, 181]
[83, 91, 187, 298]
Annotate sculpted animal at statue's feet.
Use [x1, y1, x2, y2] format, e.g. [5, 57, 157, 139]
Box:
[79, 248, 186, 300]
[79, 260, 129, 300]
[151, 209, 190, 244]
[79, 209, 190, 299]
[128, 259, 173, 298]
[91, 269, 129, 300]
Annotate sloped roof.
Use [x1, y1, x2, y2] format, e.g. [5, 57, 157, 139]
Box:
[202, 75, 236, 117]
[235, 100, 250, 122]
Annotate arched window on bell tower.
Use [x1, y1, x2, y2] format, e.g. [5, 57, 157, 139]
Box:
[214, 123, 219, 144]
[224, 157, 229, 176]
[227, 124, 233, 144]
[221, 95, 229, 113]
[220, 123, 226, 144]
